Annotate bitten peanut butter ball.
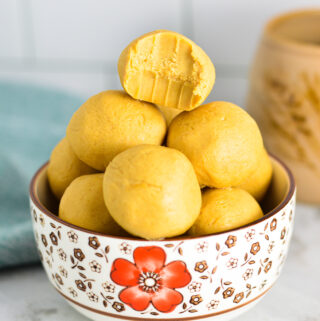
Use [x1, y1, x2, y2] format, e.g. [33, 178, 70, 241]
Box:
[48, 137, 97, 199]
[67, 90, 166, 171]
[59, 174, 125, 235]
[118, 30, 215, 111]
[103, 145, 202, 240]
[167, 101, 265, 188]
[188, 188, 264, 236]
[238, 149, 273, 201]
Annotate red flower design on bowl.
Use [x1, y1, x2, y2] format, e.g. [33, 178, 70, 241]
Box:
[110, 246, 191, 313]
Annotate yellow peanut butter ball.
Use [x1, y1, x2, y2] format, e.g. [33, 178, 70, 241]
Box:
[103, 145, 202, 240]
[67, 90, 166, 171]
[157, 105, 182, 126]
[189, 188, 264, 236]
[167, 101, 264, 188]
[118, 30, 215, 111]
[59, 174, 125, 235]
[238, 149, 273, 201]
[48, 137, 97, 199]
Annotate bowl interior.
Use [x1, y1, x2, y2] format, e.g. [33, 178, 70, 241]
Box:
[268, 10, 320, 47]
[32, 155, 293, 236]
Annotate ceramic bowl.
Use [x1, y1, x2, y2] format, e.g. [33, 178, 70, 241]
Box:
[29, 155, 295, 321]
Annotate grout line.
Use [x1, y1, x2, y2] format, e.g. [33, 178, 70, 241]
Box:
[0, 57, 248, 78]
[17, 0, 36, 61]
[180, 0, 193, 38]
[0, 57, 116, 74]
[0, 59, 248, 78]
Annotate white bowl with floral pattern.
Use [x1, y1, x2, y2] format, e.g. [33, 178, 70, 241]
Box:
[29, 155, 295, 321]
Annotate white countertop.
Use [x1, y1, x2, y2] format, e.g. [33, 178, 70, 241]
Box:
[1, 203, 320, 321]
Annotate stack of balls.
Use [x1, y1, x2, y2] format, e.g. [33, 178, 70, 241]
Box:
[48, 30, 272, 240]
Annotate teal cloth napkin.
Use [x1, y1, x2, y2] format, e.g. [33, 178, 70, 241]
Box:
[0, 81, 83, 269]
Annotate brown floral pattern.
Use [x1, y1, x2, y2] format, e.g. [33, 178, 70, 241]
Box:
[280, 227, 286, 240]
[58, 266, 68, 278]
[188, 281, 202, 293]
[75, 280, 86, 292]
[223, 287, 235, 299]
[30, 191, 295, 319]
[264, 261, 272, 273]
[112, 302, 125, 312]
[50, 232, 58, 246]
[68, 287, 78, 298]
[55, 273, 63, 285]
[39, 214, 45, 227]
[119, 242, 131, 255]
[67, 231, 78, 243]
[88, 236, 100, 249]
[74, 248, 85, 261]
[225, 235, 237, 248]
[250, 242, 261, 255]
[41, 234, 47, 247]
[102, 281, 115, 293]
[89, 260, 101, 273]
[242, 268, 253, 281]
[57, 248, 66, 261]
[194, 260, 208, 273]
[270, 218, 277, 231]
[196, 241, 208, 253]
[226, 258, 238, 269]
[233, 292, 244, 304]
[87, 292, 99, 302]
[207, 300, 219, 310]
[190, 294, 203, 305]
[245, 229, 255, 241]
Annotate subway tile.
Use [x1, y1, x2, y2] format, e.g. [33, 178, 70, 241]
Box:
[0, 70, 120, 98]
[0, 0, 23, 58]
[204, 76, 248, 108]
[31, 0, 182, 62]
[192, 0, 320, 66]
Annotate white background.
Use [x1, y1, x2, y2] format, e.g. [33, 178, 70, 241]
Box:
[1, 0, 320, 106]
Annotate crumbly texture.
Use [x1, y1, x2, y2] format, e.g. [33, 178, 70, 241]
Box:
[48, 137, 97, 199]
[66, 90, 166, 171]
[103, 145, 202, 240]
[59, 174, 125, 235]
[118, 30, 215, 111]
[167, 101, 265, 188]
[157, 105, 182, 126]
[238, 149, 273, 201]
[188, 188, 264, 236]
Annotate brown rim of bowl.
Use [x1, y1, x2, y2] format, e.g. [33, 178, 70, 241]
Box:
[29, 153, 295, 242]
[263, 9, 320, 55]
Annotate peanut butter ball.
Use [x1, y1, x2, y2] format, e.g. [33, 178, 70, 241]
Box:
[118, 30, 215, 111]
[59, 174, 125, 235]
[157, 105, 182, 126]
[48, 137, 97, 199]
[189, 188, 263, 236]
[238, 149, 273, 201]
[67, 90, 166, 171]
[167, 101, 264, 188]
[103, 145, 202, 240]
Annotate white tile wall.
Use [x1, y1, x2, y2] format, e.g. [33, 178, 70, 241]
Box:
[192, 0, 320, 66]
[1, 0, 320, 102]
[0, 70, 119, 98]
[0, 0, 23, 58]
[31, 0, 183, 61]
[205, 76, 248, 108]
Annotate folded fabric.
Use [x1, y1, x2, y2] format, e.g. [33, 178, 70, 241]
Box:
[0, 81, 83, 269]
